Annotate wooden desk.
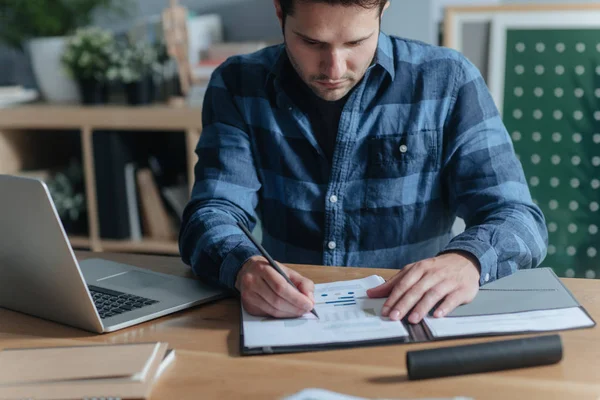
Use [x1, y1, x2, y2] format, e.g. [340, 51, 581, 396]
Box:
[1, 252, 599, 400]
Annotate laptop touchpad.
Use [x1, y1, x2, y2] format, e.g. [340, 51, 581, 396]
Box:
[100, 271, 171, 290]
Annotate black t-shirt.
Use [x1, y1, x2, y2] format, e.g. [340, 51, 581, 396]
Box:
[282, 58, 352, 163]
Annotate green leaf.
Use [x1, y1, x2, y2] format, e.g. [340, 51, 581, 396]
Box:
[0, 0, 132, 49]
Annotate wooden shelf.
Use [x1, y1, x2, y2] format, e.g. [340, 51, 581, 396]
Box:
[69, 235, 91, 249]
[1, 104, 201, 257]
[0, 104, 203, 131]
[68, 236, 179, 255]
[101, 239, 179, 255]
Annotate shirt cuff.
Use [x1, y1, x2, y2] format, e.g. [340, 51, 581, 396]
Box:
[219, 241, 262, 291]
[441, 239, 498, 286]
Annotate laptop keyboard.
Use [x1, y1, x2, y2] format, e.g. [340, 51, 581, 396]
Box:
[88, 285, 159, 319]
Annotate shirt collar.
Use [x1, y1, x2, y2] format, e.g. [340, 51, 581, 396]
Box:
[375, 32, 395, 81]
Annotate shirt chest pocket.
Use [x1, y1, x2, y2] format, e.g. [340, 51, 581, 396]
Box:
[367, 129, 440, 179]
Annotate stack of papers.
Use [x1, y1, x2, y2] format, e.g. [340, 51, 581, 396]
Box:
[0, 342, 174, 399]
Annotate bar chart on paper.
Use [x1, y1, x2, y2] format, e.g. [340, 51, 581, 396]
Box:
[317, 288, 358, 306]
[315, 282, 377, 323]
[241, 275, 409, 348]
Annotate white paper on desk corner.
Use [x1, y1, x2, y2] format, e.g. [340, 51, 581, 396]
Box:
[242, 275, 409, 348]
[424, 307, 595, 338]
[281, 388, 474, 400]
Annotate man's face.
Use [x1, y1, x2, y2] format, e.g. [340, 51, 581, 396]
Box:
[275, 1, 385, 101]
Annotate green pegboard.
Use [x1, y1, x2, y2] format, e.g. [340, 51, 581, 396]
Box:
[503, 29, 600, 279]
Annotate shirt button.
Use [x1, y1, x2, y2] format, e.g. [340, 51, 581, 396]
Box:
[484, 273, 490, 282]
[327, 241, 337, 250]
[329, 195, 338, 204]
[399, 144, 408, 153]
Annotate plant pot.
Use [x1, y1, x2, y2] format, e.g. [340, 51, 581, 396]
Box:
[77, 78, 109, 105]
[124, 75, 155, 105]
[26, 36, 81, 103]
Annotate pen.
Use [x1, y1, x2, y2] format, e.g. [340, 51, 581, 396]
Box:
[237, 221, 319, 319]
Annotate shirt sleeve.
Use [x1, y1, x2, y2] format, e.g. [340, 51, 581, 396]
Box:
[440, 55, 548, 286]
[179, 63, 262, 291]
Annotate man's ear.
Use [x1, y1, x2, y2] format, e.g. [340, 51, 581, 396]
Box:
[273, 0, 284, 28]
[381, 1, 390, 16]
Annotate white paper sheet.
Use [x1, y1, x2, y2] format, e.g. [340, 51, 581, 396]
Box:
[242, 275, 409, 349]
[282, 388, 473, 400]
[424, 307, 595, 338]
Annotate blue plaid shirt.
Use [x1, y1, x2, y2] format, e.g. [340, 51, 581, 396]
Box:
[180, 33, 548, 291]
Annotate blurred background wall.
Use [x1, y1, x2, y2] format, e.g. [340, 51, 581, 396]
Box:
[0, 0, 441, 87]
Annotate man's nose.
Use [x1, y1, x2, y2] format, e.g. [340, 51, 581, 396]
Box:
[321, 49, 346, 81]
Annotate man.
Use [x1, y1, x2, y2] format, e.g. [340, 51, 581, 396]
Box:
[180, 0, 548, 324]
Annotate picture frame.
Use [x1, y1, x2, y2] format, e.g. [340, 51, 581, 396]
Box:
[488, 10, 600, 115]
[484, 9, 600, 279]
[442, 4, 600, 84]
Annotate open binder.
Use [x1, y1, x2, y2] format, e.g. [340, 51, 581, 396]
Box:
[240, 268, 596, 355]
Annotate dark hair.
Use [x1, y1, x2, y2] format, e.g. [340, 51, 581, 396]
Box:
[279, 0, 387, 20]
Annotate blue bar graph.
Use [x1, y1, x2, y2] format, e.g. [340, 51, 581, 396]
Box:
[334, 302, 357, 307]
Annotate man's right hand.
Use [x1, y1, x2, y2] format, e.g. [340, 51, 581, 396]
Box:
[235, 256, 315, 318]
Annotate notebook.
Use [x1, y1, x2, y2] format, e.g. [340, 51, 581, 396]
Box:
[240, 268, 595, 355]
[0, 342, 174, 399]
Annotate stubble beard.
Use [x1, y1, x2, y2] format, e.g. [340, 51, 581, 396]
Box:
[285, 46, 374, 102]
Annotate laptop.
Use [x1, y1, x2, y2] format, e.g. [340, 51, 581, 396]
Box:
[0, 174, 226, 333]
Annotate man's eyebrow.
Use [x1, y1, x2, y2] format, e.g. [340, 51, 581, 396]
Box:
[292, 30, 375, 44]
[292, 31, 325, 43]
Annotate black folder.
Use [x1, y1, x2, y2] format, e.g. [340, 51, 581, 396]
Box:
[240, 268, 595, 356]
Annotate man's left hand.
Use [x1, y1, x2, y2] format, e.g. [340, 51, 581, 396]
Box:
[367, 252, 481, 324]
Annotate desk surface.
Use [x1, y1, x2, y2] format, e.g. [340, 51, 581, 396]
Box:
[1, 252, 599, 400]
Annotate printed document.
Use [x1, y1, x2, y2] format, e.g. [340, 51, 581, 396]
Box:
[242, 275, 409, 348]
[242, 270, 595, 350]
[424, 306, 595, 338]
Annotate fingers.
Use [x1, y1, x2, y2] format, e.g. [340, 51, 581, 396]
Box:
[433, 284, 478, 318]
[377, 253, 481, 323]
[367, 280, 394, 298]
[385, 273, 439, 321]
[431, 291, 462, 318]
[367, 267, 410, 298]
[380, 265, 424, 318]
[241, 275, 310, 318]
[237, 259, 312, 318]
[263, 267, 313, 311]
[286, 267, 316, 304]
[406, 280, 456, 323]
[384, 276, 477, 323]
[241, 290, 299, 318]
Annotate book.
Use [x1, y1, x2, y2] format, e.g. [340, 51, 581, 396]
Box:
[0, 85, 38, 108]
[0, 342, 174, 399]
[124, 162, 143, 241]
[93, 132, 134, 239]
[161, 183, 189, 220]
[240, 268, 596, 355]
[136, 168, 177, 240]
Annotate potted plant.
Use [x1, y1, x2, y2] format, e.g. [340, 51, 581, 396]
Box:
[46, 160, 88, 235]
[0, 0, 130, 103]
[110, 41, 161, 105]
[61, 27, 117, 104]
